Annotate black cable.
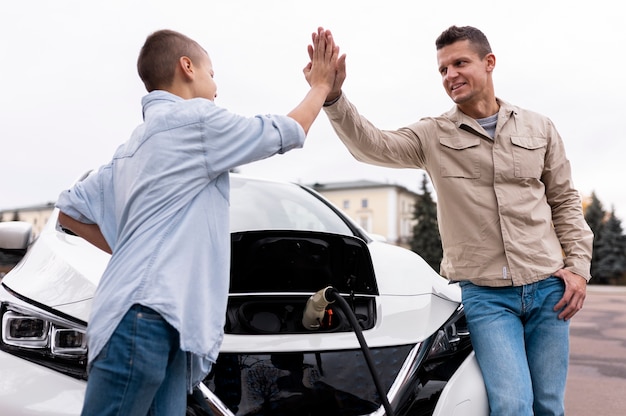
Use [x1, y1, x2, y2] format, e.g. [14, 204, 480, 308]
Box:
[325, 288, 395, 416]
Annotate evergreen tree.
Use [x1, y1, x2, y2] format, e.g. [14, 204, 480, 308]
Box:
[410, 173, 443, 272]
[585, 192, 606, 237]
[585, 192, 607, 280]
[592, 209, 626, 285]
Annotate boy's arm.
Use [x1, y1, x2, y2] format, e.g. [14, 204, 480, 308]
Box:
[58, 211, 112, 254]
[287, 28, 342, 134]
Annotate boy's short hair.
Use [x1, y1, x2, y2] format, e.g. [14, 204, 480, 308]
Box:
[137, 29, 206, 92]
[435, 25, 492, 59]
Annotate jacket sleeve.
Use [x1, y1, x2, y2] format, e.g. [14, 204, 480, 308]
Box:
[323, 94, 427, 169]
[542, 119, 594, 281]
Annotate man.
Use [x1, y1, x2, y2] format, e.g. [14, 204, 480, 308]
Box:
[311, 25, 593, 415]
[57, 28, 339, 415]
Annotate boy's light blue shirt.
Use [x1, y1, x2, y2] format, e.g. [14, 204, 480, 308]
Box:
[56, 90, 305, 388]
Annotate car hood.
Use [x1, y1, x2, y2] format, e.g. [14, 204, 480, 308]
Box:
[367, 239, 459, 301]
[2, 213, 107, 321]
[3, 213, 459, 327]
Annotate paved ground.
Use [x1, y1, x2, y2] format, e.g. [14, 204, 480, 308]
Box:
[565, 285, 626, 416]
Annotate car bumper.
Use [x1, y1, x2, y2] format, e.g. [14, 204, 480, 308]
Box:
[0, 350, 85, 415]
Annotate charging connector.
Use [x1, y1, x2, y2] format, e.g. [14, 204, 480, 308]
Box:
[301, 286, 334, 329]
[302, 286, 395, 416]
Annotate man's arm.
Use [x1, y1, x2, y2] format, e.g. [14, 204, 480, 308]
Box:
[540, 120, 593, 320]
[58, 211, 112, 254]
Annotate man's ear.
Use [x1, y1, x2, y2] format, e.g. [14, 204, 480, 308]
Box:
[178, 56, 194, 79]
[485, 53, 496, 73]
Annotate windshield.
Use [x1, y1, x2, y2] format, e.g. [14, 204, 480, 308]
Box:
[230, 176, 354, 236]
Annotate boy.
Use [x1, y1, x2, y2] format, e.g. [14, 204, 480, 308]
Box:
[57, 27, 339, 415]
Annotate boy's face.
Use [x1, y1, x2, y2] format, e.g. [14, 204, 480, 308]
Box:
[195, 52, 217, 101]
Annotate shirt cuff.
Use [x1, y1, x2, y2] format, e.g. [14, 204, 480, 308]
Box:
[323, 93, 342, 107]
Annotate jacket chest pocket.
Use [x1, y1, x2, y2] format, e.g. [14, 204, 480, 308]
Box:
[439, 136, 481, 179]
[510, 136, 547, 179]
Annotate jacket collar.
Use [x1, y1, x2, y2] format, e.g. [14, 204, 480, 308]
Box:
[443, 98, 518, 137]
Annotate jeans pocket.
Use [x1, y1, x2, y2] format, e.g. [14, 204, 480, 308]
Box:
[134, 304, 164, 321]
[92, 336, 111, 364]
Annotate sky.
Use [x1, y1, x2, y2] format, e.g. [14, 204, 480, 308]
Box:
[2, 0, 625, 220]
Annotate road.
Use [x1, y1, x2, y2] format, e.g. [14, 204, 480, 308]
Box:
[565, 285, 626, 416]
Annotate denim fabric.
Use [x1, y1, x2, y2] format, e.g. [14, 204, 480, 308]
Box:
[81, 304, 187, 416]
[460, 277, 569, 416]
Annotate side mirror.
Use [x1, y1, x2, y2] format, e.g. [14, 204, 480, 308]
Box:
[0, 221, 33, 275]
[0, 221, 33, 250]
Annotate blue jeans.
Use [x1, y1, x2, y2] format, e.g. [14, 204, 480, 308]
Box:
[81, 304, 187, 416]
[460, 277, 569, 416]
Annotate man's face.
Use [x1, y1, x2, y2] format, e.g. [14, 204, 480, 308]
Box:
[436, 39, 494, 106]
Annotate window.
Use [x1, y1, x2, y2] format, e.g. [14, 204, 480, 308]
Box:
[361, 199, 368, 209]
[359, 215, 372, 232]
[343, 200, 350, 210]
[229, 177, 353, 235]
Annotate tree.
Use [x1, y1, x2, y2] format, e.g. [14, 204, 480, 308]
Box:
[585, 192, 607, 280]
[585, 192, 606, 237]
[410, 173, 443, 272]
[592, 209, 626, 285]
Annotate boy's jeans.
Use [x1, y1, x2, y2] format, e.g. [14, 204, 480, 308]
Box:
[460, 277, 569, 416]
[81, 304, 187, 416]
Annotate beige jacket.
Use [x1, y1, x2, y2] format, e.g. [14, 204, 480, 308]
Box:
[324, 95, 593, 286]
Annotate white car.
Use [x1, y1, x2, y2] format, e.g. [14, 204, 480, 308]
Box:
[0, 175, 487, 416]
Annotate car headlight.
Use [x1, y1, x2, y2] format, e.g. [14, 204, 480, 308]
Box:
[385, 304, 473, 415]
[426, 304, 471, 363]
[1, 301, 88, 379]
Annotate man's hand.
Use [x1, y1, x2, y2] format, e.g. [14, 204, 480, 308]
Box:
[305, 27, 346, 102]
[553, 269, 587, 320]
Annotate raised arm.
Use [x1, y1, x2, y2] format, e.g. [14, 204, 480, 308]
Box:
[287, 27, 340, 134]
[58, 211, 112, 254]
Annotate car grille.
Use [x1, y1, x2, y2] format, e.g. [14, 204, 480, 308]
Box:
[205, 345, 414, 416]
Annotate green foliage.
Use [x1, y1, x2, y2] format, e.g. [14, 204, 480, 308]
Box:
[585, 192, 626, 285]
[410, 173, 442, 272]
[585, 192, 605, 239]
[593, 210, 626, 284]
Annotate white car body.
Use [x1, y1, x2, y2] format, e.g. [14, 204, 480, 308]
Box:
[0, 175, 487, 415]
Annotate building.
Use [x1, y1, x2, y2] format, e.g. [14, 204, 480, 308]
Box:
[1, 180, 421, 248]
[0, 202, 55, 238]
[311, 180, 418, 247]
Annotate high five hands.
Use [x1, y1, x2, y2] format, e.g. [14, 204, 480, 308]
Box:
[304, 27, 347, 102]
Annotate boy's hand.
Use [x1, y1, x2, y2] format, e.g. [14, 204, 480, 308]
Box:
[288, 27, 344, 134]
[304, 27, 346, 102]
[303, 27, 342, 95]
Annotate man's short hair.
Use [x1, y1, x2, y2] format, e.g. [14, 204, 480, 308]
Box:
[435, 26, 492, 58]
[137, 29, 206, 92]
